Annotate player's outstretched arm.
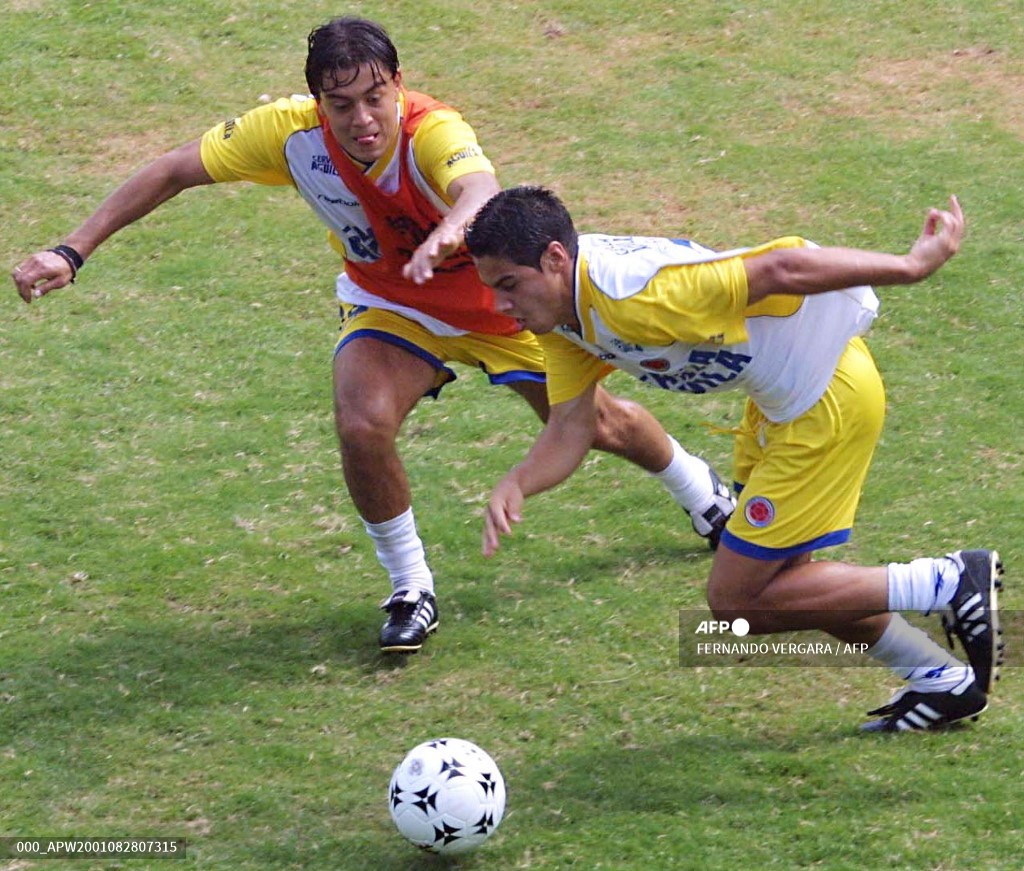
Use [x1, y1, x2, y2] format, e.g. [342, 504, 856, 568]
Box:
[744, 195, 965, 303]
[403, 171, 500, 286]
[11, 139, 215, 304]
[482, 384, 598, 557]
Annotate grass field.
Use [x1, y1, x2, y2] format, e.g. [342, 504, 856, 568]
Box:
[2, 1, 1022, 869]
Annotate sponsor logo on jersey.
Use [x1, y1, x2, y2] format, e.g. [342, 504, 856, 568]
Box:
[444, 146, 481, 168]
[317, 193, 361, 208]
[637, 347, 753, 393]
[222, 119, 237, 140]
[340, 224, 380, 260]
[610, 337, 644, 354]
[592, 236, 650, 255]
[743, 496, 775, 528]
[640, 357, 671, 372]
[310, 154, 339, 177]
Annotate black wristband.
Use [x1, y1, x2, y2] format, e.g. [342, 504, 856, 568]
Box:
[48, 244, 85, 282]
[52, 244, 84, 269]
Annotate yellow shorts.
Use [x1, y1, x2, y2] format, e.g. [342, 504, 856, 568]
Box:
[334, 305, 546, 397]
[721, 337, 886, 560]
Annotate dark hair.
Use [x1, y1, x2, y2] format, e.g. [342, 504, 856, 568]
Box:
[466, 186, 578, 268]
[305, 16, 400, 98]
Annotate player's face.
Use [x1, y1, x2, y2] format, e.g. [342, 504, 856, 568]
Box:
[474, 251, 576, 335]
[318, 64, 402, 164]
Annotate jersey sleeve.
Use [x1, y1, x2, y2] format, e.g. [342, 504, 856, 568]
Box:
[409, 109, 495, 202]
[588, 236, 811, 347]
[737, 236, 813, 318]
[200, 97, 313, 186]
[609, 256, 751, 346]
[537, 333, 614, 406]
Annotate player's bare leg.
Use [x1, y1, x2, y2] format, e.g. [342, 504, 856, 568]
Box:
[591, 388, 735, 545]
[706, 546, 889, 634]
[706, 543, 999, 731]
[333, 337, 440, 652]
[509, 381, 734, 546]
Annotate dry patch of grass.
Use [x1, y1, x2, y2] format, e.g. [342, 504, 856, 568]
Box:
[830, 46, 1024, 140]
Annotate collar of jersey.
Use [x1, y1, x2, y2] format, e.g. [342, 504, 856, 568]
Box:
[565, 250, 587, 338]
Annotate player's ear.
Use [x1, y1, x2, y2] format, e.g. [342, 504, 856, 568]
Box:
[540, 241, 569, 273]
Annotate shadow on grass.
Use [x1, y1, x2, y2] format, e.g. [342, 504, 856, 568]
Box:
[0, 533, 721, 744]
[0, 601, 434, 733]
[529, 732, 877, 816]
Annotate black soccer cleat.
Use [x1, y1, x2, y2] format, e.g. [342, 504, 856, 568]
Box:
[940, 549, 1004, 694]
[379, 589, 439, 653]
[689, 465, 736, 550]
[861, 680, 987, 733]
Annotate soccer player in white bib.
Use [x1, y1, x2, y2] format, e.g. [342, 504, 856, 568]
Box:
[10, 19, 734, 655]
[466, 185, 1003, 732]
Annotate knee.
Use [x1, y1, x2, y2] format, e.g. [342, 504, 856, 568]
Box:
[333, 391, 402, 450]
[705, 578, 769, 632]
[706, 581, 744, 623]
[591, 392, 641, 454]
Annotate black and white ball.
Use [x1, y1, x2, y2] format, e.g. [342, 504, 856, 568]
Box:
[388, 738, 506, 854]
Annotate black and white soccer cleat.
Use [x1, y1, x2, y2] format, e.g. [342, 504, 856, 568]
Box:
[940, 549, 1004, 694]
[689, 465, 736, 550]
[379, 589, 439, 653]
[861, 680, 987, 733]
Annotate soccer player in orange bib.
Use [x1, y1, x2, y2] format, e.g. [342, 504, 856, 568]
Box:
[11, 18, 734, 654]
[466, 185, 1003, 731]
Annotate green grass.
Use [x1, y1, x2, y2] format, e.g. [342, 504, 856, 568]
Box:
[2, 1, 1022, 868]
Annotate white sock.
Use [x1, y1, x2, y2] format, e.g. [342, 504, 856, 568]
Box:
[868, 614, 974, 693]
[886, 556, 961, 614]
[650, 436, 719, 514]
[362, 507, 434, 596]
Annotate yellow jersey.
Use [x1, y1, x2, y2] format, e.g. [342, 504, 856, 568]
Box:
[538, 234, 879, 422]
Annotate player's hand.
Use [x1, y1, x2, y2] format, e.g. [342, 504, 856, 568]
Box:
[11, 250, 75, 303]
[907, 195, 965, 280]
[402, 226, 461, 285]
[482, 476, 525, 557]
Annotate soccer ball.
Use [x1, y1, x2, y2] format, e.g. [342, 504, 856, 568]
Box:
[388, 737, 506, 855]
